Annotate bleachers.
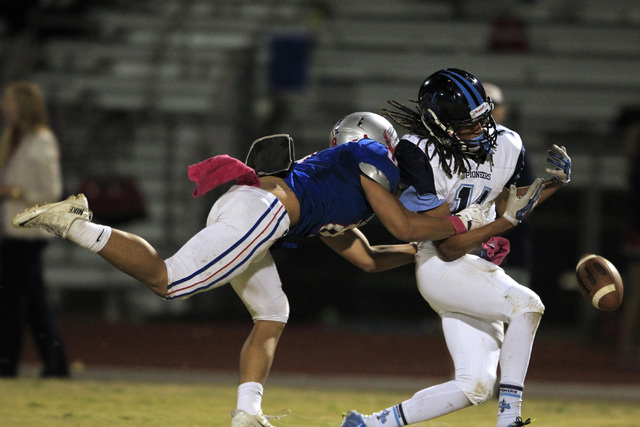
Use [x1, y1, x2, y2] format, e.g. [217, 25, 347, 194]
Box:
[37, 0, 261, 317]
[313, 49, 640, 86]
[527, 25, 640, 57]
[298, 1, 640, 152]
[29, 0, 640, 318]
[323, 19, 490, 53]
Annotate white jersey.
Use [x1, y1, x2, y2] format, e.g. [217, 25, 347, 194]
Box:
[399, 125, 525, 258]
[400, 124, 524, 215]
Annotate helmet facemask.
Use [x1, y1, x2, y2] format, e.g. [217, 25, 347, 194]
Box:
[421, 99, 498, 162]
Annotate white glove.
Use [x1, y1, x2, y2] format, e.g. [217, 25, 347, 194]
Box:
[502, 178, 544, 226]
[546, 144, 571, 185]
[455, 202, 492, 231]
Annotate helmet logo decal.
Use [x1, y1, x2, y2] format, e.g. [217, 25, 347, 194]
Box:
[332, 118, 344, 136]
[471, 102, 490, 120]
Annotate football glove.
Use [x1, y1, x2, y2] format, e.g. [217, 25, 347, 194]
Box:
[546, 144, 571, 185]
[502, 178, 544, 226]
[455, 202, 492, 232]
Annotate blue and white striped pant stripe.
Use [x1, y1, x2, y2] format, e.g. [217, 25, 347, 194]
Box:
[164, 185, 289, 300]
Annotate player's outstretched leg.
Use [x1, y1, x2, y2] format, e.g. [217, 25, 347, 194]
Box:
[12, 193, 169, 297]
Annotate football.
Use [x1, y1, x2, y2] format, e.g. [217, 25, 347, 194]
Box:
[575, 254, 624, 311]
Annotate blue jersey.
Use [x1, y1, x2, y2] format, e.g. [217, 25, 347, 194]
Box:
[284, 138, 400, 238]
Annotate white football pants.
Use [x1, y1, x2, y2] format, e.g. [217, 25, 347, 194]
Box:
[164, 185, 291, 322]
[416, 246, 544, 405]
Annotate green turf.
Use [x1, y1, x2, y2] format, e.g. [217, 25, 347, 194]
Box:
[0, 379, 639, 426]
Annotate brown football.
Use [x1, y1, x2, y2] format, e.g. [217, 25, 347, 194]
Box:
[575, 254, 624, 311]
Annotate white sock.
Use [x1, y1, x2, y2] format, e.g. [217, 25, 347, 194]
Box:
[496, 383, 523, 427]
[236, 382, 263, 415]
[365, 405, 406, 427]
[67, 220, 112, 253]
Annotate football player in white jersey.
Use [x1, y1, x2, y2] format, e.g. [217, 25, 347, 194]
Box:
[341, 69, 571, 427]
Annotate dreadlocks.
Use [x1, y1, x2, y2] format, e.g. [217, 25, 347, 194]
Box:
[383, 99, 477, 179]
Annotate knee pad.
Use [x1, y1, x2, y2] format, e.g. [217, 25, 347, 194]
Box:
[250, 292, 290, 323]
[507, 287, 545, 317]
[519, 293, 545, 316]
[454, 372, 497, 405]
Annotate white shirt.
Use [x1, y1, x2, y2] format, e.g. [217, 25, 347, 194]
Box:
[0, 128, 62, 239]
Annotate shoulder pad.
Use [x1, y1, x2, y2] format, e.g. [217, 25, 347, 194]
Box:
[359, 162, 391, 191]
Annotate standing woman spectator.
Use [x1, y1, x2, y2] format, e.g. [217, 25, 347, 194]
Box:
[0, 80, 69, 377]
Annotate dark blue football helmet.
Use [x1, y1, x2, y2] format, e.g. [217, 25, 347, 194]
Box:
[418, 68, 498, 159]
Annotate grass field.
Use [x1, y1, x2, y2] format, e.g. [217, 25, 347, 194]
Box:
[1, 378, 640, 427]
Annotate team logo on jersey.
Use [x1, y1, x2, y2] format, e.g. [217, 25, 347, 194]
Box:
[465, 170, 491, 180]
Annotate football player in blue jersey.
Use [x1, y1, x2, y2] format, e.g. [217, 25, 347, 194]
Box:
[12, 110, 539, 426]
[340, 69, 571, 427]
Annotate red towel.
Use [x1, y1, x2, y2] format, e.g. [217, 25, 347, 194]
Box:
[188, 155, 260, 198]
[481, 236, 511, 265]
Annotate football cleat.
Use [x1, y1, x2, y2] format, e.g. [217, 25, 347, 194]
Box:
[11, 193, 92, 238]
[231, 409, 289, 427]
[509, 417, 534, 426]
[341, 410, 366, 427]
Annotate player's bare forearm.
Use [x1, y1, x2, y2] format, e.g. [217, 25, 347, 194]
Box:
[366, 243, 417, 272]
[537, 179, 564, 205]
[320, 229, 416, 273]
[361, 176, 456, 242]
[422, 203, 512, 261]
[434, 217, 513, 261]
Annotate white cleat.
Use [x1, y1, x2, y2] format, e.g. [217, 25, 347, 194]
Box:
[11, 193, 92, 238]
[231, 409, 287, 427]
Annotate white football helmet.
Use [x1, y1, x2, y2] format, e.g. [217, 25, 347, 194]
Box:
[330, 112, 399, 151]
